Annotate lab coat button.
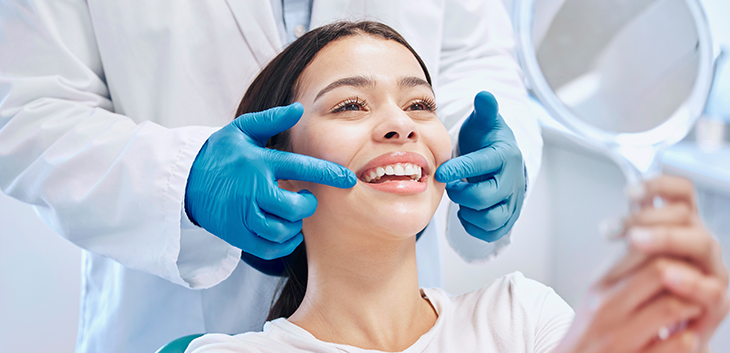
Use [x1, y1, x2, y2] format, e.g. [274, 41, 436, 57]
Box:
[294, 25, 306, 38]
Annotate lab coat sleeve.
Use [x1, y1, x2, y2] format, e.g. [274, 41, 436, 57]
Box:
[0, 1, 241, 288]
[437, 0, 543, 262]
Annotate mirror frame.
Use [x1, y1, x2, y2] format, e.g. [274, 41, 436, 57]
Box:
[515, 0, 715, 147]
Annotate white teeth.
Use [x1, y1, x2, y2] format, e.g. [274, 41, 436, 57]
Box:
[394, 164, 405, 176]
[404, 164, 415, 175]
[362, 163, 424, 183]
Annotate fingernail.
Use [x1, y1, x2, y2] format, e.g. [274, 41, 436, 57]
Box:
[629, 227, 653, 244]
[626, 183, 646, 201]
[599, 217, 624, 241]
[664, 267, 686, 288]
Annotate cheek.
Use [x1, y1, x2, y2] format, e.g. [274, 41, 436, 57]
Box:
[424, 123, 453, 167]
[289, 122, 359, 168]
[285, 121, 364, 199]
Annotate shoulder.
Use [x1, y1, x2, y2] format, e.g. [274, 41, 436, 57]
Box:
[480, 272, 573, 317]
[184, 320, 296, 353]
[185, 333, 263, 353]
[448, 272, 558, 307]
[422, 273, 574, 352]
[445, 272, 574, 331]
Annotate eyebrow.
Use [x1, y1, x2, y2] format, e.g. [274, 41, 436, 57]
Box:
[314, 76, 375, 102]
[398, 76, 431, 91]
[313, 75, 433, 102]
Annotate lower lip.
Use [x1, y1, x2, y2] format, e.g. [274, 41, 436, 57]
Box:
[361, 177, 428, 193]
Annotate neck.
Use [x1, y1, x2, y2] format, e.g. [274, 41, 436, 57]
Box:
[287, 227, 437, 351]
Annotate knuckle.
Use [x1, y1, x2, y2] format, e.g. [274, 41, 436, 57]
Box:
[708, 280, 727, 305]
[503, 142, 522, 160]
[720, 295, 730, 317]
[677, 203, 692, 221]
[678, 332, 698, 352]
[661, 298, 685, 321]
[707, 237, 720, 258]
[652, 258, 671, 277]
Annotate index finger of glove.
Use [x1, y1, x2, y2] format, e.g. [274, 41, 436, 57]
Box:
[435, 149, 503, 183]
[233, 103, 304, 146]
[271, 149, 357, 189]
[258, 189, 318, 223]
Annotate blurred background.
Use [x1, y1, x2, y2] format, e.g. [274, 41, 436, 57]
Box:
[2, 0, 729, 351]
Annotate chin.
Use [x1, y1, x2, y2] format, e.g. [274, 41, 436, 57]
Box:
[363, 204, 435, 238]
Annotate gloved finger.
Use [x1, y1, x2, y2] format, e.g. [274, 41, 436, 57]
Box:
[454, 91, 502, 155]
[457, 201, 512, 233]
[444, 178, 511, 211]
[457, 212, 513, 243]
[471, 91, 500, 130]
[245, 204, 303, 244]
[259, 189, 317, 223]
[233, 103, 304, 146]
[241, 231, 304, 261]
[271, 149, 357, 189]
[435, 148, 502, 183]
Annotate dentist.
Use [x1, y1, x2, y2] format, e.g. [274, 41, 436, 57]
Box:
[0, 1, 541, 352]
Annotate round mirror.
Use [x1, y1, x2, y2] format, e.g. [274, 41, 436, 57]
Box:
[516, 0, 715, 182]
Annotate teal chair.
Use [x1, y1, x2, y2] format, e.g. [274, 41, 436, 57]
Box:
[155, 334, 205, 353]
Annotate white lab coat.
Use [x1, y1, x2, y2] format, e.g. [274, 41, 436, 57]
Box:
[0, 1, 542, 352]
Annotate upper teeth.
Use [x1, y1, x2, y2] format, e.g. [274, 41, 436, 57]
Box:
[363, 163, 423, 183]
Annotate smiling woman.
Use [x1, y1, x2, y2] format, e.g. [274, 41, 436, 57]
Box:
[186, 21, 729, 353]
[237, 21, 452, 325]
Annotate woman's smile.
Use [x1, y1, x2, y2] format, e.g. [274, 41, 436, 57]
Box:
[356, 151, 430, 194]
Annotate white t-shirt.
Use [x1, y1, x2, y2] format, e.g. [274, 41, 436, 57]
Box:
[186, 272, 575, 353]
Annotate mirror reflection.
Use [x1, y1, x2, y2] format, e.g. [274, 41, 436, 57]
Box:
[534, 0, 700, 133]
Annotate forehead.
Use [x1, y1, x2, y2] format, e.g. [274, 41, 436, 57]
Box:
[298, 35, 427, 91]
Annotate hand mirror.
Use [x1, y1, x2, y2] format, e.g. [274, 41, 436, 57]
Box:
[515, 0, 715, 187]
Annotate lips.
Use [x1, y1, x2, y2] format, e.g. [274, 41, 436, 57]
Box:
[356, 151, 430, 194]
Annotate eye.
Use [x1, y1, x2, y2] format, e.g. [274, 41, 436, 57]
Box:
[332, 97, 368, 113]
[408, 102, 430, 111]
[405, 97, 437, 112]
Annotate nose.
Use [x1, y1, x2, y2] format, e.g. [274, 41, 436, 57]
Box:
[372, 109, 419, 144]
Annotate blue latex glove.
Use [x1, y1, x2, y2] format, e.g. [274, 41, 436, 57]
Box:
[435, 91, 526, 243]
[185, 103, 357, 260]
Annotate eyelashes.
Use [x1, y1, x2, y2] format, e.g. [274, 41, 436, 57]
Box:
[408, 96, 437, 112]
[331, 97, 368, 113]
[330, 96, 438, 113]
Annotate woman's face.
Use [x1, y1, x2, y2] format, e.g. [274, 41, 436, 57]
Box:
[281, 34, 451, 240]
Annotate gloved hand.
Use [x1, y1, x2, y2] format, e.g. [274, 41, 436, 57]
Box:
[435, 91, 526, 243]
[185, 103, 356, 260]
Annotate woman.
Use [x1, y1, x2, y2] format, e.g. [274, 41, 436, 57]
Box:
[187, 21, 728, 352]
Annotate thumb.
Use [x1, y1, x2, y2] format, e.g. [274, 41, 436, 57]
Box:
[462, 91, 499, 134]
[233, 103, 304, 146]
[459, 91, 500, 154]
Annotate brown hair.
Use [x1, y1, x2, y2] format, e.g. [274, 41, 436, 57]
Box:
[235, 20, 432, 321]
